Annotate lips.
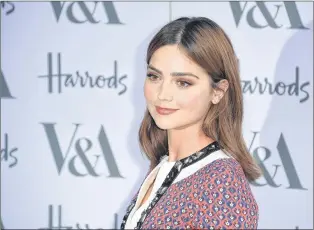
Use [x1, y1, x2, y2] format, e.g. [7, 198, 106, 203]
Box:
[155, 106, 179, 115]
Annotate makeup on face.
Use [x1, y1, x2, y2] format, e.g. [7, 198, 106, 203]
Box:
[146, 65, 198, 89]
[143, 45, 213, 130]
[155, 106, 179, 115]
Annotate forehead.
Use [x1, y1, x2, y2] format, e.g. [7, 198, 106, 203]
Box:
[149, 45, 208, 76]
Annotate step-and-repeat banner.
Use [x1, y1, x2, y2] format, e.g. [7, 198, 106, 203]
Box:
[1, 1, 313, 229]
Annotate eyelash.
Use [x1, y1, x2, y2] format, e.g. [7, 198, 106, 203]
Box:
[146, 73, 193, 88]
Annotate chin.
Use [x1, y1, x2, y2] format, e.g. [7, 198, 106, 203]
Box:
[152, 115, 183, 130]
[150, 115, 174, 130]
[154, 121, 174, 130]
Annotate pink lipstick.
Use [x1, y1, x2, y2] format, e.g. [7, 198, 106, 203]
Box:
[155, 106, 179, 115]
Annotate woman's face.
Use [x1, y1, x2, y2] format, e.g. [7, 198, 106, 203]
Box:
[144, 45, 215, 130]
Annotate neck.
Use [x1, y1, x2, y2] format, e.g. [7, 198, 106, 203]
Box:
[167, 123, 215, 162]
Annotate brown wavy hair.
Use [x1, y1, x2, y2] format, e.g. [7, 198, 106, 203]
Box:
[139, 17, 262, 181]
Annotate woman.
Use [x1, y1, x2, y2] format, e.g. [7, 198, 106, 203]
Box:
[121, 16, 262, 229]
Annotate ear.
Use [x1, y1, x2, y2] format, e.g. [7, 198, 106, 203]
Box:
[211, 79, 229, 104]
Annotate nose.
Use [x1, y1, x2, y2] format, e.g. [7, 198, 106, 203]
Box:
[157, 81, 173, 102]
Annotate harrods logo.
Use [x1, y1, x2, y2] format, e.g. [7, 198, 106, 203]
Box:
[1, 133, 18, 168]
[38, 53, 128, 95]
[241, 66, 310, 103]
[38, 205, 106, 229]
[230, 1, 309, 29]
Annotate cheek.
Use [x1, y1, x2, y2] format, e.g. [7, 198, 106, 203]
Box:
[177, 90, 210, 112]
[177, 95, 198, 108]
[144, 81, 154, 102]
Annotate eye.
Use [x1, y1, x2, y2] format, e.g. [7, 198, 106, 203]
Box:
[176, 80, 192, 88]
[147, 73, 160, 81]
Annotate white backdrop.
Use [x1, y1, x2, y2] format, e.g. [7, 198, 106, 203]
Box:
[1, 1, 313, 229]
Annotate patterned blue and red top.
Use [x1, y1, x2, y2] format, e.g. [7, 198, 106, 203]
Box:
[124, 150, 259, 229]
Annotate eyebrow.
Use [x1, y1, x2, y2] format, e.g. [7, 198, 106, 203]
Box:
[147, 65, 199, 79]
